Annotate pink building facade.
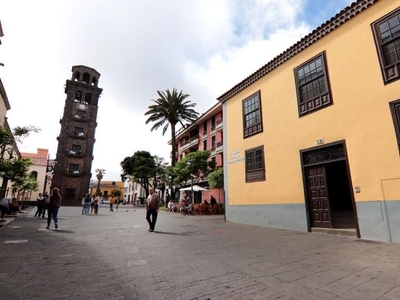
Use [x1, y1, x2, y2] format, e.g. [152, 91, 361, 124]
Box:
[172, 103, 224, 204]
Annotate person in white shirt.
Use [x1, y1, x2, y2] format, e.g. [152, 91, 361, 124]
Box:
[167, 199, 174, 212]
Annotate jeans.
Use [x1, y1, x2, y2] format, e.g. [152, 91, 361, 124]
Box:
[41, 207, 46, 218]
[47, 208, 59, 226]
[82, 203, 90, 214]
[34, 205, 43, 217]
[146, 209, 158, 231]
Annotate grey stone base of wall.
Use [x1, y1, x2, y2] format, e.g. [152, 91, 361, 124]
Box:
[225, 201, 400, 243]
[356, 200, 400, 243]
[225, 203, 308, 232]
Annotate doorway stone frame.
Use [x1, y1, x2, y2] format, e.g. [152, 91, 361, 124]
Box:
[300, 140, 360, 238]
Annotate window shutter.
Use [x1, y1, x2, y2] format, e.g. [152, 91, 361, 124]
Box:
[389, 100, 400, 153]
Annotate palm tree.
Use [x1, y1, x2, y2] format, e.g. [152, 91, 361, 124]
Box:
[95, 168, 105, 195]
[145, 88, 199, 167]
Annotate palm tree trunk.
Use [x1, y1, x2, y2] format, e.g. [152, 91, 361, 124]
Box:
[170, 123, 177, 167]
[170, 123, 177, 201]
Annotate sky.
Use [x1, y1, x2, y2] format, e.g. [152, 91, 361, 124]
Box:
[0, 0, 354, 181]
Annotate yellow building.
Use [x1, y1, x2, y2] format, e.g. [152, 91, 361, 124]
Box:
[95, 180, 124, 201]
[218, 0, 400, 243]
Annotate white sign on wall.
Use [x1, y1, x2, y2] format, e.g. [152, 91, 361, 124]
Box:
[228, 150, 245, 164]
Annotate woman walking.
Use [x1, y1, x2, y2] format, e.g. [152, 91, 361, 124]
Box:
[46, 188, 61, 229]
[81, 194, 91, 215]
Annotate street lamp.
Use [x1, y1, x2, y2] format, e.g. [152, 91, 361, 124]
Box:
[43, 154, 57, 193]
[187, 160, 196, 202]
[189, 174, 197, 202]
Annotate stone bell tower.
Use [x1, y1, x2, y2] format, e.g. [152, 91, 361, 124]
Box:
[51, 65, 102, 205]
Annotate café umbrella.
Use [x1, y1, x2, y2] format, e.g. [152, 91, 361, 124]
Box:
[180, 185, 208, 192]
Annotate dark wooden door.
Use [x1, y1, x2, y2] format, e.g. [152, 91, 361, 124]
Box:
[306, 166, 332, 228]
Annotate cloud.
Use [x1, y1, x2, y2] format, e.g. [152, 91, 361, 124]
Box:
[0, 0, 353, 180]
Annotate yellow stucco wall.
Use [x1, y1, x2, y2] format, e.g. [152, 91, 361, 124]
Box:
[226, 0, 400, 205]
[97, 181, 125, 199]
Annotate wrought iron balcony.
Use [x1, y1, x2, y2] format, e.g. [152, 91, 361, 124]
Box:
[180, 135, 199, 152]
[215, 118, 223, 132]
[70, 131, 86, 139]
[67, 169, 82, 176]
[216, 141, 223, 153]
[67, 150, 85, 157]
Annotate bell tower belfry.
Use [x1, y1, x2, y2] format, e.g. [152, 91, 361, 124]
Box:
[51, 65, 103, 205]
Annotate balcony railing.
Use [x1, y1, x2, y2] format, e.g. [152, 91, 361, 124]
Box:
[70, 131, 86, 139]
[216, 118, 223, 132]
[67, 170, 82, 176]
[216, 141, 223, 153]
[72, 114, 88, 122]
[67, 150, 84, 157]
[202, 130, 208, 140]
[180, 135, 199, 152]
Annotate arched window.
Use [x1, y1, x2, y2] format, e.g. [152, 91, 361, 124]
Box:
[82, 73, 90, 84]
[92, 76, 98, 86]
[85, 93, 91, 105]
[30, 171, 38, 180]
[75, 91, 82, 102]
[73, 71, 80, 81]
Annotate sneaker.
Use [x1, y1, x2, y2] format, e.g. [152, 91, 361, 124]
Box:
[55, 224, 58, 229]
[45, 226, 50, 229]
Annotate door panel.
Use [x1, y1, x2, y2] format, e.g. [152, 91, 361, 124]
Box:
[306, 166, 332, 228]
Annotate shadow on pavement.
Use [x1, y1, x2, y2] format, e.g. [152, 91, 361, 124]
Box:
[49, 229, 75, 234]
[153, 230, 202, 236]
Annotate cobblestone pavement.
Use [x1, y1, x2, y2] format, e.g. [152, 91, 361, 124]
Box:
[0, 205, 400, 300]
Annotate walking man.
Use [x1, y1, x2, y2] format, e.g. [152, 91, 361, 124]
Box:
[41, 191, 48, 218]
[34, 193, 44, 217]
[146, 188, 159, 232]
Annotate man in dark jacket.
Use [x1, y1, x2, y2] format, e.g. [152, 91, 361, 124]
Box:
[145, 188, 159, 232]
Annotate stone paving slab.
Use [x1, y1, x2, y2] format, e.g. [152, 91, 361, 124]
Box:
[0, 204, 399, 299]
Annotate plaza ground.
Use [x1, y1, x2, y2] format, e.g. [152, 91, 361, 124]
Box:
[0, 204, 399, 299]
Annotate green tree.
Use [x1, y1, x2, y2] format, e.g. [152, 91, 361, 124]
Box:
[0, 125, 39, 198]
[110, 189, 122, 198]
[12, 174, 39, 205]
[120, 150, 157, 197]
[144, 88, 199, 167]
[172, 151, 214, 185]
[208, 168, 224, 203]
[12, 126, 40, 144]
[0, 157, 32, 183]
[95, 169, 105, 195]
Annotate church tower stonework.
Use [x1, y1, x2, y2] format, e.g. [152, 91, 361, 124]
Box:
[51, 65, 102, 205]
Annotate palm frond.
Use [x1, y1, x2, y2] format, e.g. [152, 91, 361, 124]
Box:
[145, 88, 200, 164]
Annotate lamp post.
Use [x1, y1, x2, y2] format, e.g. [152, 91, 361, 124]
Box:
[43, 154, 56, 194]
[187, 160, 196, 203]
